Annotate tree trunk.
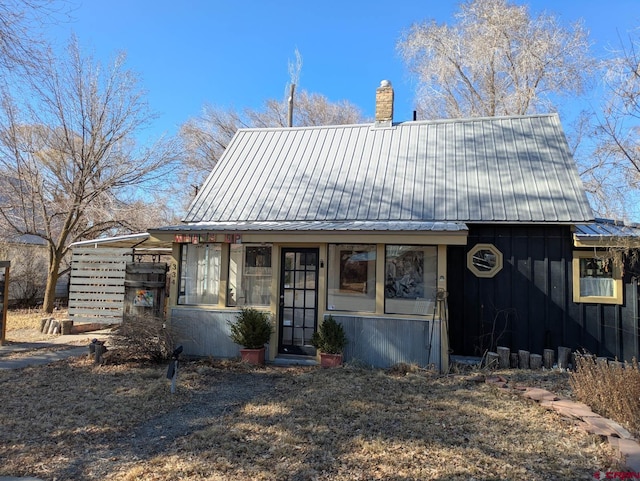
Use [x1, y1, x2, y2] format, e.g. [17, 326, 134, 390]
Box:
[558, 346, 572, 369]
[42, 252, 62, 313]
[530, 353, 543, 369]
[510, 353, 519, 368]
[497, 346, 510, 369]
[486, 351, 499, 369]
[487, 351, 499, 369]
[543, 349, 555, 369]
[518, 350, 530, 369]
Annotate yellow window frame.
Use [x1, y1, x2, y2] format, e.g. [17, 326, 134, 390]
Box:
[572, 250, 623, 305]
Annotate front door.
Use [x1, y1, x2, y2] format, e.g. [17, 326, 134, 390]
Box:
[278, 248, 319, 356]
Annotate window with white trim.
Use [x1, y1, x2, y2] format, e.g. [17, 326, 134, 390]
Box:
[178, 243, 221, 305]
[385, 245, 437, 316]
[228, 244, 272, 307]
[327, 244, 376, 312]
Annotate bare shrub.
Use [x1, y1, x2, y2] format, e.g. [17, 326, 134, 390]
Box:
[109, 313, 175, 363]
[570, 353, 640, 436]
[387, 362, 421, 376]
[10, 251, 47, 307]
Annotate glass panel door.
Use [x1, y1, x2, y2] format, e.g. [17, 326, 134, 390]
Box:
[278, 248, 319, 356]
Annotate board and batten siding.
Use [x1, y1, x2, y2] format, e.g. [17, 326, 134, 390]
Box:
[68, 247, 130, 324]
[447, 225, 640, 362]
[169, 307, 442, 369]
[169, 308, 243, 358]
[331, 315, 441, 370]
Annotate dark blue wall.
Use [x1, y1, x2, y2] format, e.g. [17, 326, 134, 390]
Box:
[447, 225, 640, 361]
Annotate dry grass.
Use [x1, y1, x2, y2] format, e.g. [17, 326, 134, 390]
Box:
[571, 354, 640, 437]
[0, 356, 622, 481]
[4, 308, 68, 342]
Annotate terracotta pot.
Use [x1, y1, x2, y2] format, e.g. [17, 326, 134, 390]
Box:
[240, 347, 266, 365]
[320, 352, 343, 368]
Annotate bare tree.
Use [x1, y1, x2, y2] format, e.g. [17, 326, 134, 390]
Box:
[0, 0, 71, 75]
[178, 47, 362, 195]
[0, 37, 178, 313]
[584, 29, 640, 220]
[397, 0, 594, 118]
[178, 105, 247, 199]
[178, 91, 363, 200]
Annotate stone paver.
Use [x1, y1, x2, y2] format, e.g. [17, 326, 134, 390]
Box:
[610, 438, 640, 472]
[585, 416, 634, 440]
[540, 399, 600, 419]
[495, 379, 640, 472]
[521, 387, 561, 402]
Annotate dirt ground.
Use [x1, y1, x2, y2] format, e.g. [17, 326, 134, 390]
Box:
[0, 310, 625, 480]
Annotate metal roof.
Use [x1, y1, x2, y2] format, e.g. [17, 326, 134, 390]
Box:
[69, 233, 172, 252]
[574, 219, 640, 239]
[152, 220, 468, 233]
[1, 234, 47, 246]
[184, 114, 593, 225]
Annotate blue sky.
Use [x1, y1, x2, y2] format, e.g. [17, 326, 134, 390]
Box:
[47, 1, 639, 139]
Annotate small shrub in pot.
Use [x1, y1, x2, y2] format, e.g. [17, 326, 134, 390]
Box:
[228, 308, 274, 349]
[311, 315, 348, 366]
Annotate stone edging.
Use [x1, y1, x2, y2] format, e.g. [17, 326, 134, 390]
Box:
[485, 375, 640, 472]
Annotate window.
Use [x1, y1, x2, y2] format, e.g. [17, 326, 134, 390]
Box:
[572, 251, 623, 304]
[467, 243, 503, 278]
[385, 245, 437, 316]
[327, 244, 376, 312]
[228, 245, 272, 307]
[178, 243, 221, 305]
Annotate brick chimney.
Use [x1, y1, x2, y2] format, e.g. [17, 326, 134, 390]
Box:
[375, 80, 394, 127]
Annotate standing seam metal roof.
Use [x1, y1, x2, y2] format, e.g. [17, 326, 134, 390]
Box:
[574, 219, 640, 239]
[184, 114, 593, 224]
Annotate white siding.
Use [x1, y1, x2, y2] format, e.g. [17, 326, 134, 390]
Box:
[68, 247, 129, 324]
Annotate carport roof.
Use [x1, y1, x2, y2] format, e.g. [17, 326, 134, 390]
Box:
[69, 233, 172, 253]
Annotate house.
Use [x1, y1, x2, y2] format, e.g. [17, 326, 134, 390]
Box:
[149, 80, 638, 369]
[0, 233, 69, 306]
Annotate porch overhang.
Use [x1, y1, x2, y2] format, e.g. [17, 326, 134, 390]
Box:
[149, 221, 469, 245]
[573, 220, 640, 248]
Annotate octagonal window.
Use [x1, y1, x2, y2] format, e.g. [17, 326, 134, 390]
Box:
[467, 243, 503, 278]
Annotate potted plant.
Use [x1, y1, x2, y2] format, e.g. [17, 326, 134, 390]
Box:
[311, 315, 348, 367]
[228, 308, 274, 365]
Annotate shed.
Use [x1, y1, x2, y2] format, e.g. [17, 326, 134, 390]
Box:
[68, 234, 171, 324]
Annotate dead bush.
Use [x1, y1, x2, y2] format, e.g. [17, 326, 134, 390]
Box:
[387, 362, 420, 376]
[1, 245, 48, 307]
[109, 313, 175, 363]
[570, 353, 640, 436]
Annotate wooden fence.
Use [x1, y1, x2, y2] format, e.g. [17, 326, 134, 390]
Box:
[123, 262, 167, 319]
[68, 247, 129, 324]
